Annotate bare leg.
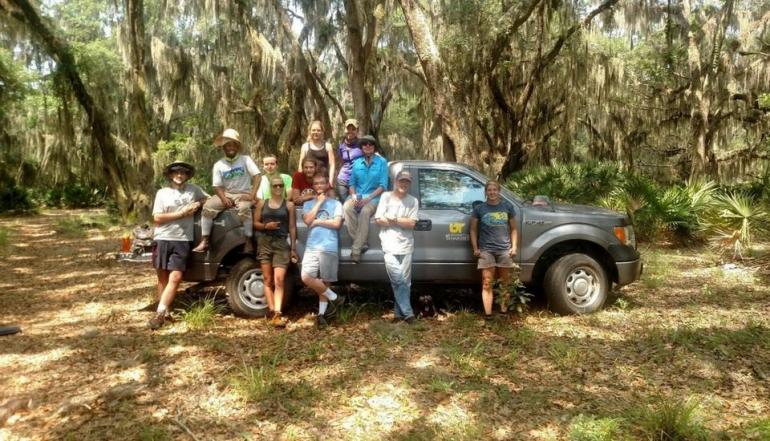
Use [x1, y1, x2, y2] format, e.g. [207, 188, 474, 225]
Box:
[158, 270, 184, 309]
[481, 268, 496, 315]
[301, 272, 330, 301]
[273, 267, 287, 313]
[261, 262, 275, 312]
[156, 269, 169, 300]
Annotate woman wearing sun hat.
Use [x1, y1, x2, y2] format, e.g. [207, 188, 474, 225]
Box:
[149, 161, 207, 329]
[193, 128, 261, 253]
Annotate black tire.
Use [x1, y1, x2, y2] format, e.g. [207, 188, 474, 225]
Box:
[226, 258, 269, 318]
[544, 253, 609, 315]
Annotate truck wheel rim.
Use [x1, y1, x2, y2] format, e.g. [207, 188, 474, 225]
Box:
[565, 267, 600, 307]
[238, 270, 267, 310]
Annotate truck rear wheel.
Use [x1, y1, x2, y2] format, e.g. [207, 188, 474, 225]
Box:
[544, 253, 608, 315]
[226, 258, 269, 318]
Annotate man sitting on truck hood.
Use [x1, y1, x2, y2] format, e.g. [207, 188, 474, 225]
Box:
[343, 135, 388, 263]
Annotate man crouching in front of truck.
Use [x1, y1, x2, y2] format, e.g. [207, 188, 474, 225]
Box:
[470, 180, 519, 320]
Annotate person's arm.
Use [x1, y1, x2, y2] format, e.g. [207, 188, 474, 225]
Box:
[154, 204, 197, 224]
[509, 213, 518, 257]
[394, 202, 418, 229]
[288, 201, 298, 262]
[373, 193, 389, 226]
[327, 142, 336, 185]
[362, 186, 385, 206]
[297, 143, 308, 172]
[303, 195, 325, 226]
[246, 172, 261, 201]
[470, 216, 480, 257]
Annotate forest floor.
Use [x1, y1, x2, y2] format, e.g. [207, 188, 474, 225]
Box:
[1, 209, 769, 440]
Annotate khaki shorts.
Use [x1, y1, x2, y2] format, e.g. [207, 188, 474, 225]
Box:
[301, 250, 338, 282]
[477, 250, 517, 269]
[257, 235, 290, 268]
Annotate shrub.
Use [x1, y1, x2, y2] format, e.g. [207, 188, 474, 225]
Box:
[637, 397, 711, 440]
[0, 183, 35, 213]
[569, 414, 625, 441]
[182, 297, 220, 330]
[705, 191, 767, 258]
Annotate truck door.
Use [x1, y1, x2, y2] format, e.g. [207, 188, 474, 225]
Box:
[412, 167, 486, 282]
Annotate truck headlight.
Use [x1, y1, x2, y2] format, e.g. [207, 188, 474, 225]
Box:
[614, 225, 636, 249]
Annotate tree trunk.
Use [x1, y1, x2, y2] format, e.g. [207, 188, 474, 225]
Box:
[4, 0, 136, 218]
[124, 0, 154, 221]
[398, 0, 472, 165]
[344, 0, 375, 135]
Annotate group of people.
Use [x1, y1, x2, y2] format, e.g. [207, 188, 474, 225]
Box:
[149, 119, 519, 330]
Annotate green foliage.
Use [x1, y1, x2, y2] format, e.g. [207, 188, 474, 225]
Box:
[507, 162, 625, 204]
[54, 213, 116, 236]
[569, 414, 625, 441]
[706, 191, 767, 257]
[0, 182, 35, 213]
[182, 297, 221, 330]
[637, 397, 711, 440]
[494, 278, 533, 314]
[35, 184, 107, 209]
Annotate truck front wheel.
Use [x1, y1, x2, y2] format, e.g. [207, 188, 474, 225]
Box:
[226, 258, 269, 318]
[544, 253, 608, 315]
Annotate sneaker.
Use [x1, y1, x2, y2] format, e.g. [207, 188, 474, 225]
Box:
[148, 313, 165, 330]
[316, 315, 328, 329]
[350, 252, 360, 264]
[403, 315, 417, 325]
[361, 244, 369, 254]
[270, 313, 287, 328]
[326, 295, 346, 317]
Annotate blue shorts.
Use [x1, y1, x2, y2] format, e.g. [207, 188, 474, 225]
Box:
[152, 240, 192, 271]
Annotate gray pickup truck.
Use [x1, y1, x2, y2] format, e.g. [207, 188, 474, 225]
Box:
[184, 160, 642, 317]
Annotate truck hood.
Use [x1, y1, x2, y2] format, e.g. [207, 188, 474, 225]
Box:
[551, 202, 623, 217]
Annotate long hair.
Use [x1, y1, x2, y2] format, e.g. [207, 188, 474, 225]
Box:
[305, 120, 325, 143]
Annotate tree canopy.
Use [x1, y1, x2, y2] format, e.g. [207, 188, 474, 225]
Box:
[0, 0, 768, 219]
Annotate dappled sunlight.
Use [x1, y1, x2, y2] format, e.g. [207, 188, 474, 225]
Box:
[2, 212, 770, 439]
[339, 382, 420, 437]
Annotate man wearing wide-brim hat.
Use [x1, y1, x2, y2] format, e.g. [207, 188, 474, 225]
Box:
[193, 128, 261, 253]
[149, 161, 207, 329]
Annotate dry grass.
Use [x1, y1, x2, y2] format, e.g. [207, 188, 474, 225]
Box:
[1, 210, 769, 440]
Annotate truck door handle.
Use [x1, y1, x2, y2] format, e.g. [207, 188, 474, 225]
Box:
[415, 219, 432, 231]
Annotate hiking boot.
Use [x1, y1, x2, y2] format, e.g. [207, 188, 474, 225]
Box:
[403, 315, 417, 325]
[192, 238, 209, 253]
[270, 313, 287, 328]
[326, 295, 346, 317]
[361, 244, 369, 254]
[316, 315, 328, 329]
[350, 252, 360, 264]
[148, 313, 165, 330]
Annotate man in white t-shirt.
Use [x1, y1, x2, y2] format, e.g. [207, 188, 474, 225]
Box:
[374, 170, 419, 323]
[193, 128, 261, 253]
[149, 161, 207, 329]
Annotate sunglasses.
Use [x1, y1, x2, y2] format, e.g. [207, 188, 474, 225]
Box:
[361, 142, 375, 146]
[272, 184, 285, 188]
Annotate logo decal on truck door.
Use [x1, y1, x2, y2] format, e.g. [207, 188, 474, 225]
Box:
[446, 222, 468, 241]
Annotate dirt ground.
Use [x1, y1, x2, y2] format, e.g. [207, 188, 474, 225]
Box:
[1, 210, 769, 440]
